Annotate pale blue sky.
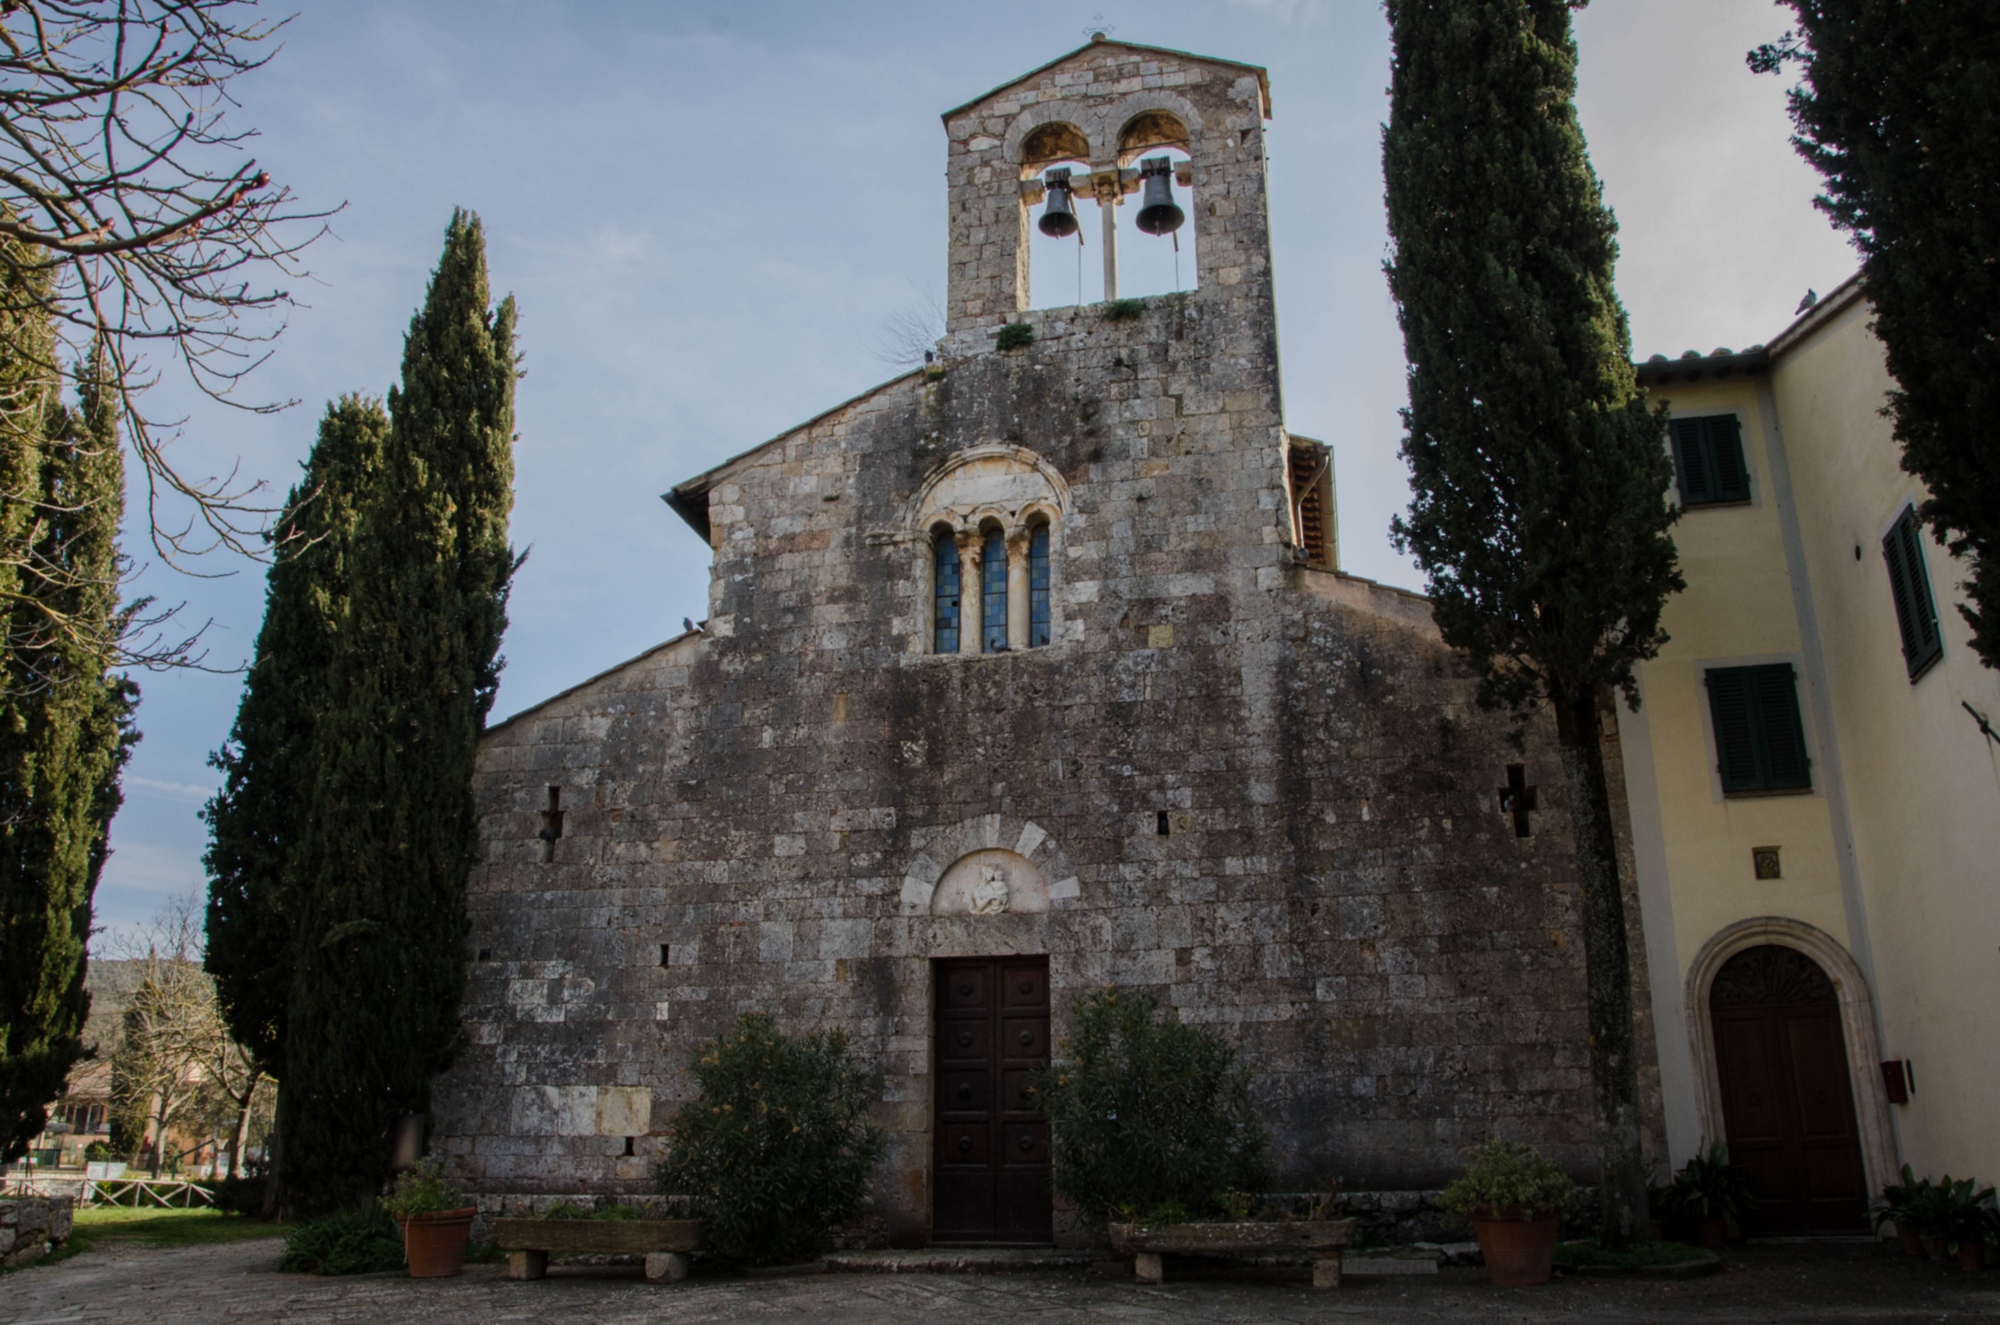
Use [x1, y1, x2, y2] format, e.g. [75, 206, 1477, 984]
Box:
[97, 0, 1858, 942]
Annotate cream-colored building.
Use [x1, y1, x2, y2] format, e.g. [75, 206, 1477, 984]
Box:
[1620, 274, 2000, 1234]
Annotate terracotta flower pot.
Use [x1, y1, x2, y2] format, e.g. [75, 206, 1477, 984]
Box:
[402, 1207, 477, 1278]
[1959, 1242, 1985, 1273]
[1696, 1216, 1728, 1251]
[1470, 1207, 1559, 1287]
[1899, 1228, 1926, 1258]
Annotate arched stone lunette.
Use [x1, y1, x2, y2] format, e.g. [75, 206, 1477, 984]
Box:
[900, 813, 1079, 916]
[1683, 916, 1898, 1204]
[906, 443, 1071, 540]
[1103, 91, 1207, 163]
[1003, 100, 1101, 169]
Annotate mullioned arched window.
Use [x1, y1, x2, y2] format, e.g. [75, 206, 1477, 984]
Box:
[1028, 523, 1051, 648]
[933, 531, 961, 654]
[981, 529, 1009, 652]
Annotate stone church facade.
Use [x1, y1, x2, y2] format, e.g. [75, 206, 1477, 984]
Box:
[432, 38, 1660, 1246]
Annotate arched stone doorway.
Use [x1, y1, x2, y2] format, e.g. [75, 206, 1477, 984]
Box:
[1708, 944, 1869, 1232]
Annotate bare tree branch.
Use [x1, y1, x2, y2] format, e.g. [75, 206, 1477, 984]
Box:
[870, 280, 945, 370]
[0, 0, 339, 579]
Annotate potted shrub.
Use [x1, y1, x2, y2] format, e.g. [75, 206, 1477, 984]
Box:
[1033, 990, 1352, 1287]
[1903, 1176, 1998, 1271]
[1874, 1164, 1934, 1258]
[655, 1012, 884, 1266]
[1668, 1142, 1757, 1250]
[382, 1160, 477, 1278]
[1440, 1140, 1579, 1287]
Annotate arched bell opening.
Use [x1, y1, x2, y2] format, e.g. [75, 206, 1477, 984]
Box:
[1111, 140, 1196, 300]
[1021, 121, 1100, 311]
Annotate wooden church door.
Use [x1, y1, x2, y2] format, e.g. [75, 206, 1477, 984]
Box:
[931, 957, 1052, 1243]
[1710, 944, 1868, 1233]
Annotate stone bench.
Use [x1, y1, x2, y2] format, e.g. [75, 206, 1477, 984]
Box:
[491, 1217, 702, 1283]
[1108, 1218, 1356, 1288]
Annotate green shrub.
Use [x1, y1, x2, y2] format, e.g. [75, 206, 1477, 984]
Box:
[207, 1174, 270, 1216]
[654, 1012, 885, 1265]
[1873, 1162, 1932, 1235]
[279, 1207, 404, 1274]
[1440, 1140, 1580, 1220]
[83, 1141, 113, 1162]
[1666, 1141, 1757, 1222]
[1101, 298, 1145, 322]
[380, 1159, 466, 1217]
[996, 322, 1033, 350]
[1902, 1175, 1999, 1251]
[1030, 989, 1265, 1226]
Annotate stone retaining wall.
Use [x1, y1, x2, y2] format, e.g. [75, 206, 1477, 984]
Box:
[0, 1196, 74, 1267]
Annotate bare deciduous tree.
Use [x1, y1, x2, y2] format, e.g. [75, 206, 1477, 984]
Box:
[105, 891, 268, 1176]
[0, 0, 335, 579]
[870, 281, 945, 370]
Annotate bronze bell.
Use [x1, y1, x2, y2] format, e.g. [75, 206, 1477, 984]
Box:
[1038, 168, 1079, 238]
[1135, 156, 1185, 236]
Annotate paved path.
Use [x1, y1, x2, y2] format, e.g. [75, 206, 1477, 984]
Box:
[4, 1239, 1998, 1324]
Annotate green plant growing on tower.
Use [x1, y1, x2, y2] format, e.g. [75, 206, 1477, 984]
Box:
[996, 322, 1034, 350]
[1381, 0, 1683, 1245]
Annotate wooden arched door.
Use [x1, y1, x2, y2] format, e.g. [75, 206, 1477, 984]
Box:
[1709, 944, 1868, 1232]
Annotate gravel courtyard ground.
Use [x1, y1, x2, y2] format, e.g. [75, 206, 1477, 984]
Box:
[3, 1237, 1997, 1324]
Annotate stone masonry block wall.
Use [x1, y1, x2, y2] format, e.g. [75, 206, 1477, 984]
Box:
[431, 40, 1662, 1249]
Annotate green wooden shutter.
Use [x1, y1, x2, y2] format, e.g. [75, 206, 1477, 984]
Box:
[1708, 663, 1812, 793]
[1709, 415, 1751, 502]
[1672, 419, 1713, 505]
[1671, 416, 1750, 507]
[1707, 668, 1761, 791]
[1882, 518, 1920, 661]
[1883, 507, 1943, 678]
[1754, 664, 1812, 790]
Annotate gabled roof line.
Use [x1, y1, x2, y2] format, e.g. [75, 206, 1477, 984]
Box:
[483, 629, 705, 739]
[662, 367, 923, 541]
[941, 38, 1272, 123]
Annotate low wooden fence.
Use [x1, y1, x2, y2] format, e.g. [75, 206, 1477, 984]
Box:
[1, 1174, 214, 1207]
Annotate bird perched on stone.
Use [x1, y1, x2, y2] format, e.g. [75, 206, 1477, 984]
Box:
[1796, 288, 1819, 314]
[683, 617, 695, 634]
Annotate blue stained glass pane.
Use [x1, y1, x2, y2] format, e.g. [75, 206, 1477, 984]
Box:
[1028, 523, 1051, 647]
[933, 534, 960, 653]
[982, 530, 1008, 652]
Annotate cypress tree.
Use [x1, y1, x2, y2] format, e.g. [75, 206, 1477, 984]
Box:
[282, 211, 516, 1211]
[204, 397, 389, 1202]
[1382, 0, 1683, 1244]
[0, 339, 138, 1160]
[1749, 6, 2000, 666]
[205, 398, 390, 1077]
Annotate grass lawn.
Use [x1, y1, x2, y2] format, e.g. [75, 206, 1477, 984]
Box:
[63, 1207, 289, 1255]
